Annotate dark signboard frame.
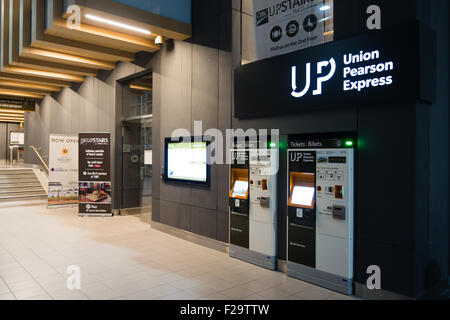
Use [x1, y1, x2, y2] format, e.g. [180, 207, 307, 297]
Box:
[163, 136, 211, 188]
[78, 133, 112, 216]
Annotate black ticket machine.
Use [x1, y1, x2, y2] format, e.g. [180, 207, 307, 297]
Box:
[287, 134, 355, 295]
[229, 138, 278, 270]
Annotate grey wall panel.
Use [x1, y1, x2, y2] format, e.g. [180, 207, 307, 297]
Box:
[152, 198, 161, 223]
[192, 44, 219, 131]
[217, 164, 229, 213]
[232, 0, 240, 11]
[232, 10, 241, 68]
[217, 210, 229, 244]
[160, 199, 182, 229]
[218, 51, 232, 133]
[242, 0, 253, 16]
[151, 52, 162, 201]
[158, 41, 191, 205]
[160, 183, 183, 203]
[218, 50, 232, 213]
[241, 12, 255, 64]
[158, 39, 189, 207]
[188, 43, 220, 210]
[0, 123, 6, 160]
[190, 164, 218, 210]
[151, 0, 234, 243]
[190, 207, 218, 240]
[161, 41, 192, 138]
[160, 200, 191, 231]
[428, 0, 449, 279]
[179, 205, 192, 232]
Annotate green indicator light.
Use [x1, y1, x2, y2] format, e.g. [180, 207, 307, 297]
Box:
[345, 140, 354, 147]
[269, 142, 277, 148]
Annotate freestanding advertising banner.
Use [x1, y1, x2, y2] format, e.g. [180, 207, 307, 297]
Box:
[78, 133, 112, 217]
[253, 0, 327, 60]
[48, 135, 79, 208]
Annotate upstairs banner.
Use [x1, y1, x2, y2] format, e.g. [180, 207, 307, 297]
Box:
[78, 133, 112, 217]
[48, 135, 79, 208]
[253, 0, 328, 60]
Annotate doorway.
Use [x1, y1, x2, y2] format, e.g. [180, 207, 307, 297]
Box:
[117, 70, 153, 213]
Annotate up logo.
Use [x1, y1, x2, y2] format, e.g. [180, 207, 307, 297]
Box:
[291, 58, 336, 98]
[290, 152, 303, 162]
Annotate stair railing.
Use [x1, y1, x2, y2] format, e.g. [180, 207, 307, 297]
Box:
[29, 146, 50, 174]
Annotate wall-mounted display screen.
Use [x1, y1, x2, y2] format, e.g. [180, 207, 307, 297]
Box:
[164, 138, 210, 187]
[232, 180, 249, 199]
[291, 186, 315, 207]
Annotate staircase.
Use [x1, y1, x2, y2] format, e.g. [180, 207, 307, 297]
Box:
[0, 168, 47, 202]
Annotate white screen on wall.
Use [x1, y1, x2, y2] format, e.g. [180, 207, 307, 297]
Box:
[167, 142, 207, 182]
[291, 186, 315, 207]
[232, 180, 249, 198]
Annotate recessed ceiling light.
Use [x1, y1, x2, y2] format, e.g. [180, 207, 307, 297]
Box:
[85, 14, 151, 35]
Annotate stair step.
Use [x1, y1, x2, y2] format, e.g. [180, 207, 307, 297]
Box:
[0, 194, 47, 202]
[0, 177, 40, 181]
[0, 189, 45, 195]
[0, 181, 40, 186]
[0, 183, 43, 189]
[0, 171, 35, 174]
[0, 169, 47, 201]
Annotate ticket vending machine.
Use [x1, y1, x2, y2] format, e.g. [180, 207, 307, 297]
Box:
[229, 138, 278, 270]
[287, 134, 355, 295]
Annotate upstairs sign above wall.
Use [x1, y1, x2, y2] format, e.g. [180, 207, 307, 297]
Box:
[235, 22, 434, 119]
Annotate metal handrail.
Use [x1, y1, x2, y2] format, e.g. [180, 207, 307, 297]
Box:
[29, 146, 50, 174]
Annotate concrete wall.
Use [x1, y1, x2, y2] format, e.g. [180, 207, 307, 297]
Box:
[231, 0, 448, 298]
[0, 122, 7, 160]
[25, 62, 144, 198]
[150, 0, 232, 244]
[426, 0, 449, 285]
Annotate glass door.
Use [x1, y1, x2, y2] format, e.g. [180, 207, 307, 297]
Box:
[120, 71, 153, 210]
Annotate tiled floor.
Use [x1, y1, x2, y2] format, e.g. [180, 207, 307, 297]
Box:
[0, 200, 356, 300]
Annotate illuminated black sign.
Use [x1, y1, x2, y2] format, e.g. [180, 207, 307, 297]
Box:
[235, 22, 433, 119]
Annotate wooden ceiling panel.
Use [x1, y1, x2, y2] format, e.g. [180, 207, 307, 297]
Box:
[0, 72, 71, 87]
[2, 66, 84, 82]
[45, 18, 161, 53]
[9, 57, 99, 77]
[0, 88, 44, 99]
[21, 48, 116, 70]
[0, 84, 52, 96]
[0, 0, 191, 103]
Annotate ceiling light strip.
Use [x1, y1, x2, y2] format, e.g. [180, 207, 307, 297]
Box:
[85, 14, 151, 35]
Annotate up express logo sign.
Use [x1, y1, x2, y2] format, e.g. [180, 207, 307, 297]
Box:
[291, 50, 395, 98]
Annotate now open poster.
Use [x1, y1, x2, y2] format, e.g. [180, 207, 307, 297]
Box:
[78, 133, 112, 217]
[48, 135, 79, 208]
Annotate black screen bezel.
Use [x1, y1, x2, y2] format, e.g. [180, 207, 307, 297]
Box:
[164, 136, 211, 188]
